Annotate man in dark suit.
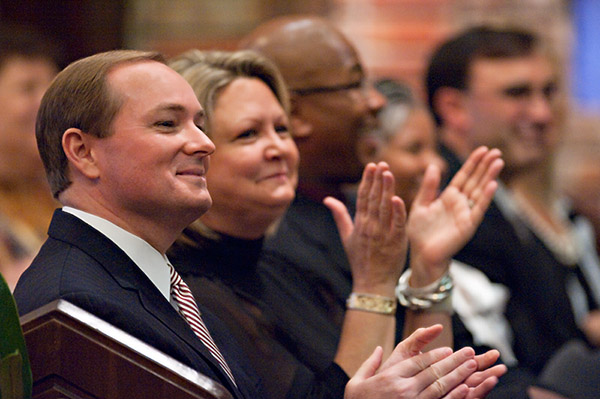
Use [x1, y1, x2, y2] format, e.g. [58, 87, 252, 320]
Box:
[13, 50, 258, 398]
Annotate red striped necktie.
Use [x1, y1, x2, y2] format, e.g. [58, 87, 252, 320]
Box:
[167, 263, 237, 387]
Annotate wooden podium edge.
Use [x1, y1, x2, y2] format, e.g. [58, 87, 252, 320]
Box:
[20, 299, 233, 399]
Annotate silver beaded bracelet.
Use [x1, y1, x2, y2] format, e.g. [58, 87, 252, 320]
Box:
[395, 269, 454, 312]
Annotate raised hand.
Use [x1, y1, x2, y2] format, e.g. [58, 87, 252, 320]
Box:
[345, 325, 506, 399]
[325, 161, 407, 294]
[407, 147, 504, 285]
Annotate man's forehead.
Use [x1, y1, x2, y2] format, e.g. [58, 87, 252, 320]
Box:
[295, 50, 363, 89]
[469, 55, 556, 89]
[108, 61, 202, 113]
[270, 25, 364, 88]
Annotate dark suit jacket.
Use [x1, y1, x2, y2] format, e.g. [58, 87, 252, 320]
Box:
[13, 209, 262, 399]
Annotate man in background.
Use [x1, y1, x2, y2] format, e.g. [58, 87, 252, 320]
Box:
[425, 25, 600, 395]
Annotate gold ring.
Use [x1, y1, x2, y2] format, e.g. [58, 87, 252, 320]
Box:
[467, 199, 475, 209]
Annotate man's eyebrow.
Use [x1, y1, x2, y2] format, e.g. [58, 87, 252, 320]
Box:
[503, 83, 529, 89]
[153, 103, 187, 113]
[152, 103, 205, 119]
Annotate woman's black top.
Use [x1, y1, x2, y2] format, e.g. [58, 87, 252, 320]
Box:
[168, 227, 349, 399]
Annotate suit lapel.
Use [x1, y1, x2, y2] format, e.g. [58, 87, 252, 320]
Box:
[48, 210, 244, 397]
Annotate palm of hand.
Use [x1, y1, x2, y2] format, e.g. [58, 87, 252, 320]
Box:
[326, 162, 408, 288]
[345, 208, 408, 283]
[408, 185, 476, 267]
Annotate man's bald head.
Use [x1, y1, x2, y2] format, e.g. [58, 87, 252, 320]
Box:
[240, 15, 362, 91]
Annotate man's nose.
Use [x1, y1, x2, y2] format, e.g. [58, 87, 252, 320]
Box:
[186, 125, 215, 155]
[365, 83, 387, 113]
[528, 92, 554, 123]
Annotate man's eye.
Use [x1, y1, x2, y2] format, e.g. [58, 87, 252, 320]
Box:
[503, 86, 531, 98]
[543, 83, 558, 100]
[156, 121, 175, 128]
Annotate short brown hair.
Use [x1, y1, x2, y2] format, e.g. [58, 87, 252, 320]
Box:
[425, 26, 538, 126]
[167, 49, 289, 136]
[37, 50, 165, 198]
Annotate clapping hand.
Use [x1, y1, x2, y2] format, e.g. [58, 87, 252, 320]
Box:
[407, 147, 504, 286]
[325, 162, 408, 294]
[345, 325, 507, 399]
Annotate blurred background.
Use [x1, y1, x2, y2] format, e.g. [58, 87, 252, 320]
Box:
[0, 0, 598, 171]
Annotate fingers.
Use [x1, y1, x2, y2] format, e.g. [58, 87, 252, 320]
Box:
[355, 161, 406, 238]
[355, 163, 377, 221]
[412, 163, 442, 210]
[443, 384, 469, 399]
[460, 148, 502, 196]
[464, 365, 507, 387]
[379, 169, 394, 230]
[465, 376, 500, 399]
[395, 346, 454, 376]
[448, 146, 488, 190]
[324, 196, 353, 240]
[391, 195, 408, 236]
[383, 325, 445, 369]
[365, 164, 386, 236]
[414, 347, 476, 392]
[353, 346, 384, 381]
[466, 157, 503, 220]
[468, 179, 498, 224]
[464, 350, 507, 397]
[380, 346, 477, 399]
[474, 349, 500, 371]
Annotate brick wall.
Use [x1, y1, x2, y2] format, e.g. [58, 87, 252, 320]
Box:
[127, 0, 599, 167]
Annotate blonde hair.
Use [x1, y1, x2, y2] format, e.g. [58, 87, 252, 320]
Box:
[168, 49, 290, 136]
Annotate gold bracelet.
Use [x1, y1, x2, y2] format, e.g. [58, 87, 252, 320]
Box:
[346, 293, 397, 315]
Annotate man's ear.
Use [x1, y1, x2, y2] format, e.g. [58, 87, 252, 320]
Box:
[62, 128, 100, 179]
[433, 87, 470, 132]
[356, 136, 381, 165]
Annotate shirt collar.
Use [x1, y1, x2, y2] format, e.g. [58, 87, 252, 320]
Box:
[62, 206, 171, 301]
